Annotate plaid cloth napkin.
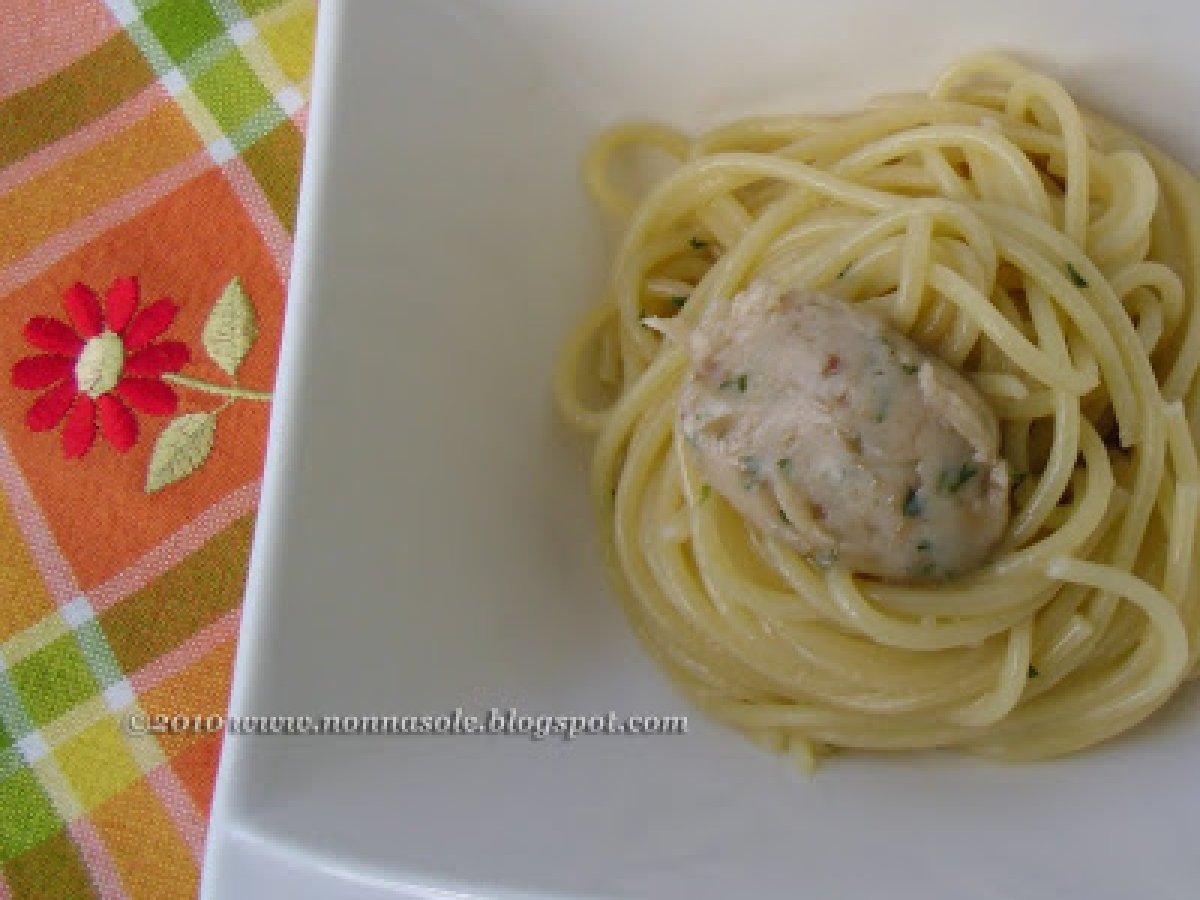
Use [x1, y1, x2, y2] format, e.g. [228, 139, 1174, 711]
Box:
[0, 1, 315, 897]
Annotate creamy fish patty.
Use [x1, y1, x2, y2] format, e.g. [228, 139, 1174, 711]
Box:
[678, 281, 1009, 580]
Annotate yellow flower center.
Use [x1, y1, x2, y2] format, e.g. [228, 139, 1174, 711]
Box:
[74, 331, 124, 398]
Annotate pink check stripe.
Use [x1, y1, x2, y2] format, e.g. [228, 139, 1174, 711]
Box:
[131, 607, 241, 696]
[91, 479, 261, 612]
[0, 149, 211, 297]
[0, 433, 81, 605]
[68, 818, 130, 900]
[146, 764, 207, 864]
[219, 157, 292, 283]
[0, 84, 165, 196]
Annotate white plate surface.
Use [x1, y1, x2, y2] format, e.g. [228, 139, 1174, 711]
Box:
[201, 2, 1200, 897]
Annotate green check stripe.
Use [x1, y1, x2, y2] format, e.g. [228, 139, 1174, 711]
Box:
[138, 0, 289, 15]
[0, 744, 24, 782]
[0, 668, 36, 745]
[0, 768, 60, 863]
[161, 28, 238, 83]
[10, 634, 98, 728]
[72, 621, 125, 691]
[115, 0, 309, 235]
[142, 0, 226, 65]
[210, 0, 266, 27]
[191, 51, 275, 134]
[123, 20, 175, 76]
[235, 0, 291, 15]
[123, 0, 289, 154]
[227, 100, 288, 155]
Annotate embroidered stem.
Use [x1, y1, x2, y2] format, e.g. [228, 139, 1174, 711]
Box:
[163, 372, 271, 401]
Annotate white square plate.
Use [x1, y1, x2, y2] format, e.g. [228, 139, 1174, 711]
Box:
[201, 1, 1200, 897]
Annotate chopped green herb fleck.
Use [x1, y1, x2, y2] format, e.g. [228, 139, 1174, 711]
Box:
[901, 362, 919, 375]
[739, 456, 762, 489]
[1027, 664, 1040, 679]
[1066, 262, 1088, 288]
[737, 372, 748, 392]
[814, 549, 840, 569]
[1012, 471, 1027, 490]
[672, 295, 688, 308]
[699, 484, 712, 503]
[902, 486, 922, 518]
[837, 262, 852, 279]
[917, 539, 932, 552]
[777, 457, 793, 474]
[689, 237, 709, 250]
[779, 507, 791, 524]
[943, 462, 979, 493]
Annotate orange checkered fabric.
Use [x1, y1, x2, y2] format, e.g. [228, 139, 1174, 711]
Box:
[0, 2, 316, 896]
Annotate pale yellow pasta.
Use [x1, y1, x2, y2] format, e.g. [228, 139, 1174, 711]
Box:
[552, 54, 1200, 766]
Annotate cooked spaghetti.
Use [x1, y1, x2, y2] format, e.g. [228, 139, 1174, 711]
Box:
[553, 53, 1200, 766]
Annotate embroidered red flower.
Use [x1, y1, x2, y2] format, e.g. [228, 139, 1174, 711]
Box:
[11, 277, 190, 458]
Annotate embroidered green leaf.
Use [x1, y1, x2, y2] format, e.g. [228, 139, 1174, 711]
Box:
[202, 277, 258, 377]
[145, 412, 216, 493]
